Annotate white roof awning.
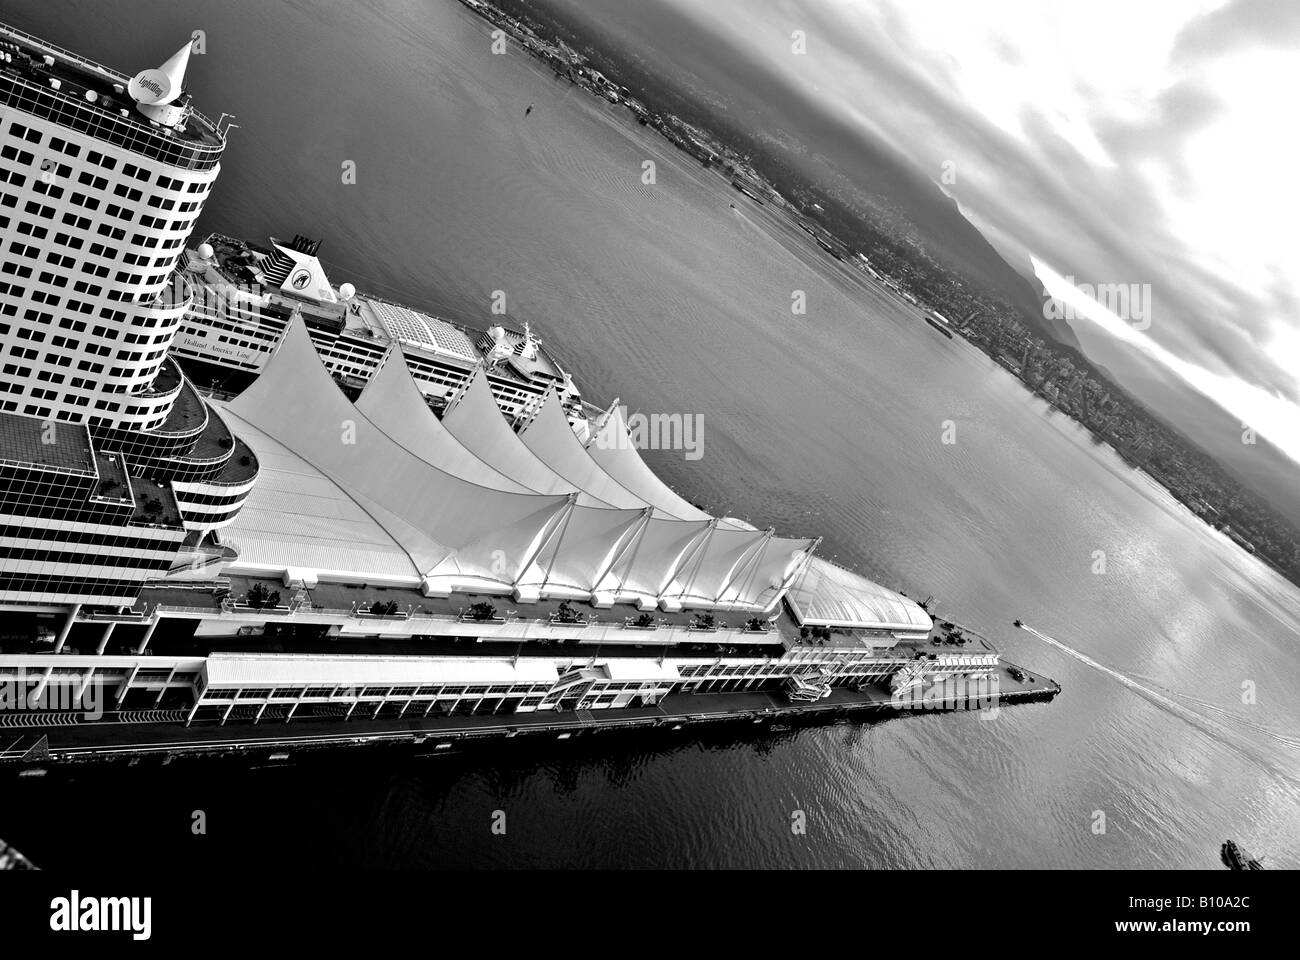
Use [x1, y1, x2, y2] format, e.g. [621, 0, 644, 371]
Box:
[203, 654, 559, 688]
[785, 558, 932, 631]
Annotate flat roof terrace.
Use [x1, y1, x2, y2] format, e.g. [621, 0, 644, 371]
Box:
[300, 579, 783, 634]
[0, 411, 95, 475]
[139, 574, 913, 659]
[91, 451, 132, 503]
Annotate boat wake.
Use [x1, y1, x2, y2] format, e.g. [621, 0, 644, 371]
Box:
[1018, 623, 1300, 780]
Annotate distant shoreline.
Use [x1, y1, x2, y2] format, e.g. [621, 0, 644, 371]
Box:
[455, 0, 1300, 591]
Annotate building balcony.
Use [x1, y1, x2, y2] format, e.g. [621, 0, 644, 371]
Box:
[132, 355, 185, 402]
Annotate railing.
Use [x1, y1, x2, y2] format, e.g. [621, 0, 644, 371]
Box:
[0, 70, 223, 171]
[355, 610, 409, 621]
[152, 604, 222, 615]
[547, 615, 590, 626]
[146, 599, 805, 645]
[0, 22, 132, 82]
[225, 601, 291, 616]
[78, 609, 148, 622]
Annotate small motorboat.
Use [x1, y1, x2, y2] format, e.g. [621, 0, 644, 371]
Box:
[1221, 840, 1264, 870]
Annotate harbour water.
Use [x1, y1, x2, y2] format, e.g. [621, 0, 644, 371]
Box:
[2, 0, 1298, 868]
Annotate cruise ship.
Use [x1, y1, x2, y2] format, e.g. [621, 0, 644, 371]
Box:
[172, 232, 588, 426]
[0, 23, 1053, 762]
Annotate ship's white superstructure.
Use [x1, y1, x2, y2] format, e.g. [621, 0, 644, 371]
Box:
[173, 233, 583, 424]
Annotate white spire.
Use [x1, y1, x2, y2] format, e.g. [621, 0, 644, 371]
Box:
[128, 38, 193, 106]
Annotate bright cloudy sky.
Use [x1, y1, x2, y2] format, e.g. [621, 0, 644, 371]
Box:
[655, 0, 1300, 463]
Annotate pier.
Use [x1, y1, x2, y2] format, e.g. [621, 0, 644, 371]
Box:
[0, 661, 1058, 770]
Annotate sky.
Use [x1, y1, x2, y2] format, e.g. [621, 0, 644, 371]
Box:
[646, 0, 1300, 466]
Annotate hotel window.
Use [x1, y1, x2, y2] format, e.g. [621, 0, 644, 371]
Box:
[87, 150, 117, 171]
[0, 145, 34, 164]
[8, 123, 40, 143]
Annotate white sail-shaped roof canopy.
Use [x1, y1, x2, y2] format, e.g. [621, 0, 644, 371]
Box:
[347, 348, 793, 609]
[213, 315, 921, 627]
[785, 557, 932, 634]
[442, 367, 613, 506]
[356, 347, 534, 494]
[226, 317, 572, 592]
[520, 390, 650, 511]
[214, 407, 425, 584]
[583, 401, 755, 531]
[352, 345, 649, 597]
[658, 523, 819, 613]
[585, 402, 713, 521]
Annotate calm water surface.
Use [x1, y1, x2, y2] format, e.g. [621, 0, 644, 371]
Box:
[2, 0, 1298, 868]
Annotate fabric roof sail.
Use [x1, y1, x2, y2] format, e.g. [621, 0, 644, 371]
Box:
[581, 401, 764, 533]
[226, 317, 572, 585]
[660, 524, 817, 611]
[442, 368, 613, 506]
[784, 557, 932, 632]
[516, 504, 649, 596]
[595, 516, 714, 603]
[215, 408, 424, 583]
[519, 391, 650, 511]
[718, 534, 819, 611]
[352, 346, 650, 593]
[216, 316, 886, 621]
[356, 348, 534, 493]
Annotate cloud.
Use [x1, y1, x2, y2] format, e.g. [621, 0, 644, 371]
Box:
[1171, 0, 1300, 64]
[583, 0, 1300, 459]
[730, 0, 1300, 456]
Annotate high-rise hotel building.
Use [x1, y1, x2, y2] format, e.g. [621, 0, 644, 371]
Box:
[0, 26, 257, 611]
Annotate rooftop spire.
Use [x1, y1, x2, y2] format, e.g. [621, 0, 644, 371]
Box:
[128, 38, 193, 106]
